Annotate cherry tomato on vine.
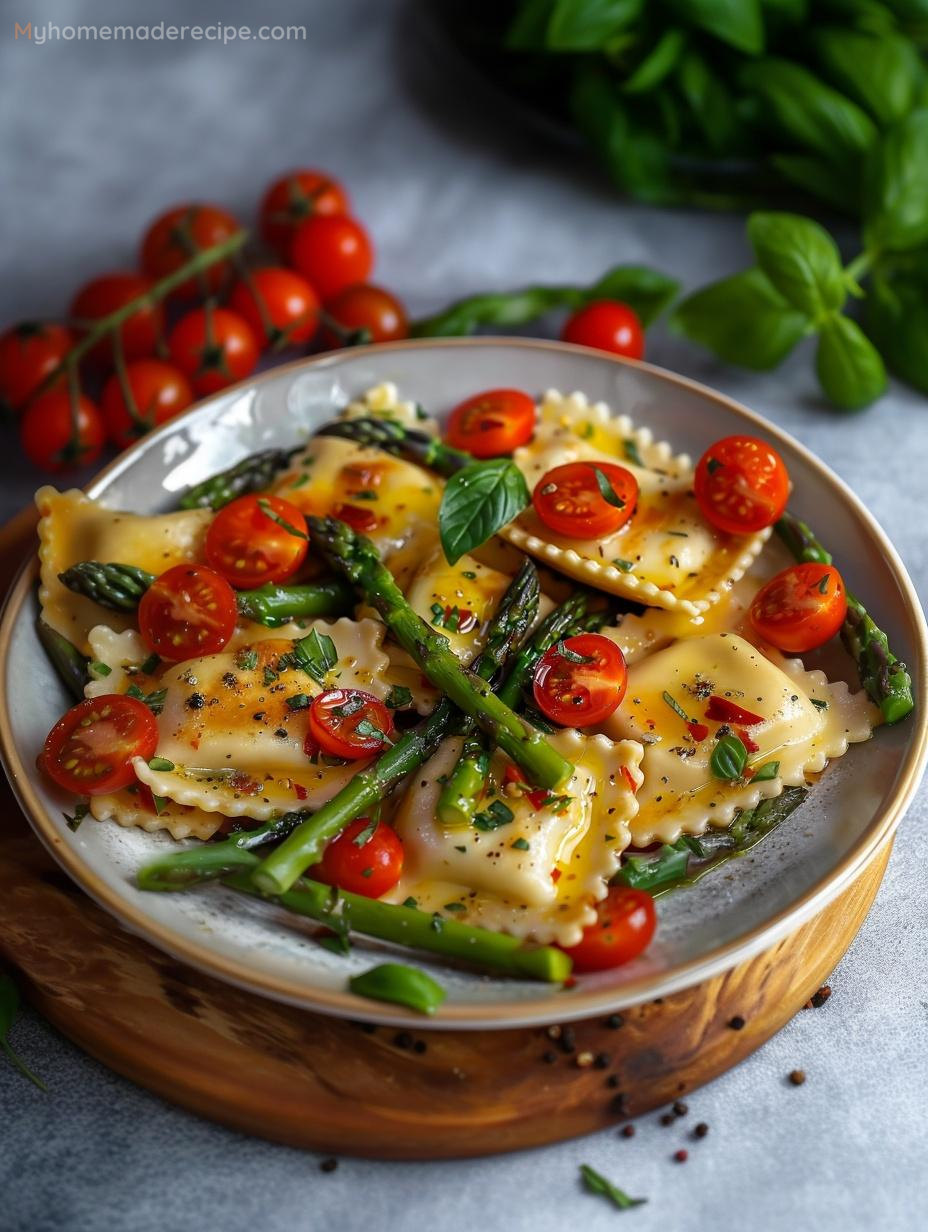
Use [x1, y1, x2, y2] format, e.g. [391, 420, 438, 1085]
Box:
[259, 168, 350, 257]
[307, 688, 393, 761]
[42, 695, 159, 796]
[532, 460, 638, 539]
[290, 215, 373, 301]
[694, 435, 790, 535]
[560, 886, 656, 972]
[562, 300, 644, 361]
[228, 267, 320, 348]
[444, 388, 535, 458]
[168, 307, 259, 397]
[140, 203, 242, 298]
[70, 273, 165, 366]
[0, 323, 73, 412]
[138, 563, 238, 661]
[311, 817, 404, 898]
[321, 284, 409, 348]
[750, 562, 847, 654]
[533, 632, 628, 727]
[100, 359, 193, 449]
[205, 493, 309, 588]
[20, 388, 105, 472]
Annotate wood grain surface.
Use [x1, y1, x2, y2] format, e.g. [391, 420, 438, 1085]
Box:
[0, 504, 890, 1158]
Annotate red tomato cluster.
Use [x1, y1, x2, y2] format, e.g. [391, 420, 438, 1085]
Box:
[1, 168, 410, 473]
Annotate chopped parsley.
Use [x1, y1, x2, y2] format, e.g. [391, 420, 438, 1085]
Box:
[623, 438, 645, 468]
[235, 648, 258, 671]
[291, 628, 338, 685]
[285, 693, 312, 711]
[352, 818, 378, 847]
[256, 498, 308, 539]
[811, 697, 829, 711]
[386, 685, 413, 710]
[89, 661, 112, 677]
[612, 558, 634, 572]
[147, 757, 175, 772]
[511, 837, 530, 851]
[556, 639, 595, 665]
[126, 684, 167, 715]
[473, 799, 515, 831]
[63, 801, 90, 832]
[579, 1164, 646, 1211]
[591, 466, 626, 509]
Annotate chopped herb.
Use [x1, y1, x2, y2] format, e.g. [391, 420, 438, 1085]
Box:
[454, 844, 466, 853]
[0, 974, 49, 1092]
[444, 605, 462, 633]
[473, 799, 515, 831]
[286, 693, 311, 711]
[667, 530, 689, 537]
[817, 573, 830, 594]
[139, 653, 160, 675]
[352, 818, 378, 847]
[556, 639, 595, 665]
[235, 649, 258, 671]
[256, 497, 309, 539]
[63, 801, 90, 832]
[430, 602, 445, 626]
[147, 757, 175, 772]
[356, 717, 388, 742]
[511, 837, 531, 851]
[591, 466, 626, 509]
[352, 489, 379, 501]
[263, 666, 279, 686]
[386, 685, 413, 710]
[623, 438, 645, 468]
[707, 457, 721, 474]
[89, 661, 112, 677]
[612, 558, 634, 572]
[126, 684, 167, 715]
[752, 760, 780, 782]
[662, 690, 691, 722]
[443, 902, 466, 912]
[580, 422, 594, 439]
[402, 896, 418, 909]
[811, 698, 829, 711]
[360, 867, 374, 878]
[290, 472, 310, 488]
[332, 694, 364, 718]
[292, 628, 338, 685]
[151, 794, 169, 815]
[538, 794, 572, 814]
[461, 570, 477, 580]
[579, 1163, 646, 1211]
[710, 734, 748, 781]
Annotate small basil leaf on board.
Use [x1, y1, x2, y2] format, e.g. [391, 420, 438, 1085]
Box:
[865, 265, 928, 394]
[663, 0, 763, 53]
[439, 459, 530, 565]
[0, 973, 48, 1091]
[815, 315, 888, 411]
[621, 27, 686, 95]
[747, 212, 846, 317]
[711, 733, 748, 781]
[810, 28, 922, 127]
[348, 963, 446, 1015]
[586, 266, 681, 328]
[579, 1163, 647, 1210]
[670, 268, 809, 370]
[863, 111, 928, 254]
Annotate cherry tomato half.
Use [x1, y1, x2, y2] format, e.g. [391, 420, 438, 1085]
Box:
[444, 388, 536, 459]
[560, 886, 656, 972]
[42, 694, 159, 796]
[140, 203, 242, 298]
[70, 273, 164, 366]
[321, 284, 409, 348]
[533, 633, 628, 727]
[259, 169, 350, 257]
[100, 359, 193, 449]
[138, 563, 238, 661]
[0, 323, 73, 412]
[750, 562, 847, 654]
[307, 689, 393, 761]
[311, 817, 404, 898]
[20, 389, 105, 472]
[205, 493, 309, 588]
[533, 460, 638, 539]
[229, 266, 320, 348]
[290, 215, 373, 301]
[562, 300, 644, 361]
[694, 435, 790, 535]
[168, 307, 259, 397]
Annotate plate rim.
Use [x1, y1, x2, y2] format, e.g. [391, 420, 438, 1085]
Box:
[2, 336, 926, 1029]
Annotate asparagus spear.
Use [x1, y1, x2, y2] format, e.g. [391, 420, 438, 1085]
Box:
[316, 417, 472, 479]
[252, 557, 541, 895]
[614, 787, 808, 897]
[178, 447, 303, 511]
[225, 873, 571, 983]
[36, 619, 89, 700]
[776, 511, 914, 724]
[58, 561, 354, 625]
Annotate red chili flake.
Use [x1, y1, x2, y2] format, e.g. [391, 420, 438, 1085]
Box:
[563, 976, 577, 989]
[551, 868, 562, 884]
[687, 720, 709, 742]
[304, 733, 320, 759]
[503, 763, 527, 788]
[332, 502, 380, 534]
[705, 696, 764, 725]
[621, 766, 639, 793]
[294, 783, 308, 801]
[527, 788, 549, 810]
[228, 770, 260, 796]
[737, 727, 760, 754]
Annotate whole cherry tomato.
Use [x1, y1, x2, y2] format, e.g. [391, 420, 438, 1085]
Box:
[140, 203, 242, 298]
[321, 284, 409, 348]
[100, 359, 193, 449]
[307, 689, 393, 761]
[533, 633, 628, 726]
[42, 695, 159, 795]
[562, 300, 644, 360]
[532, 461, 638, 539]
[259, 168, 350, 257]
[205, 493, 309, 588]
[228, 267, 320, 348]
[0, 323, 73, 412]
[70, 273, 164, 366]
[311, 817, 404, 898]
[290, 215, 373, 300]
[168, 307, 259, 397]
[560, 886, 656, 972]
[20, 388, 105, 472]
[444, 388, 535, 458]
[750, 562, 847, 653]
[138, 563, 238, 661]
[694, 435, 790, 535]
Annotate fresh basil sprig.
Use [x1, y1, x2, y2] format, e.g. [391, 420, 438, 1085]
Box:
[0, 973, 48, 1092]
[439, 458, 529, 565]
[710, 733, 748, 781]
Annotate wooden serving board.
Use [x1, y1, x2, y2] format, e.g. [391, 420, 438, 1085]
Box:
[0, 507, 890, 1158]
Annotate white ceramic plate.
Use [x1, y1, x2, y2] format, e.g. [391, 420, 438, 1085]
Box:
[1, 339, 925, 1028]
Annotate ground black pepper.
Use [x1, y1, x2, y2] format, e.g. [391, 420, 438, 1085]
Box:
[728, 1015, 746, 1030]
[673, 1100, 689, 1117]
[693, 1122, 709, 1139]
[319, 1158, 338, 1173]
[393, 1031, 413, 1050]
[593, 1052, 611, 1070]
[620, 1124, 636, 1138]
[605, 1014, 624, 1029]
[542, 1050, 557, 1064]
[609, 1092, 628, 1116]
[660, 1112, 675, 1126]
[606, 1074, 621, 1089]
[413, 1040, 427, 1055]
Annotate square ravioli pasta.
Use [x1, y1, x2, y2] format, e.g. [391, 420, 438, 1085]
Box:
[501, 390, 770, 617]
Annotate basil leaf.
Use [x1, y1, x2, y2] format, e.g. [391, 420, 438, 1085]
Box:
[815, 315, 887, 410]
[579, 1163, 647, 1211]
[769, 154, 852, 214]
[256, 498, 308, 540]
[865, 263, 928, 394]
[147, 757, 175, 772]
[711, 734, 748, 781]
[585, 266, 680, 328]
[664, 0, 763, 53]
[622, 28, 686, 95]
[349, 963, 446, 1016]
[863, 111, 928, 254]
[541, 0, 644, 50]
[747, 212, 846, 317]
[439, 459, 529, 565]
[0, 973, 48, 1091]
[752, 760, 780, 782]
[676, 49, 740, 152]
[811, 28, 922, 126]
[293, 628, 338, 685]
[386, 685, 413, 710]
[670, 268, 809, 370]
[591, 466, 625, 509]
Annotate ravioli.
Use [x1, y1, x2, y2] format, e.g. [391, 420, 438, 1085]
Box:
[131, 618, 392, 820]
[406, 548, 519, 662]
[90, 790, 224, 842]
[604, 632, 879, 845]
[388, 730, 644, 946]
[500, 390, 769, 616]
[338, 380, 437, 434]
[37, 486, 211, 653]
